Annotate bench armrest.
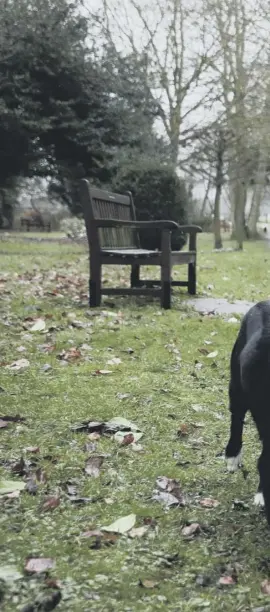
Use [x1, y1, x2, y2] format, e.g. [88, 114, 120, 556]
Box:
[93, 218, 180, 231]
[177, 225, 202, 234]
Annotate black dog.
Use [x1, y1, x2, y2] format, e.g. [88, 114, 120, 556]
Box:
[225, 300, 270, 525]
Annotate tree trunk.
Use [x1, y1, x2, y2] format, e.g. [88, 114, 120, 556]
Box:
[248, 156, 266, 238]
[233, 180, 246, 250]
[213, 181, 222, 249]
[200, 178, 211, 218]
[213, 130, 224, 249]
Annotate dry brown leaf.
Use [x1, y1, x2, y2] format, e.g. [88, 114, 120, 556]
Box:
[88, 432, 101, 441]
[261, 579, 270, 594]
[200, 498, 219, 508]
[198, 348, 209, 355]
[182, 523, 201, 537]
[93, 369, 112, 376]
[139, 579, 159, 589]
[218, 576, 236, 586]
[85, 456, 104, 478]
[41, 496, 60, 512]
[35, 468, 47, 484]
[25, 446, 40, 454]
[177, 424, 189, 437]
[121, 433, 134, 446]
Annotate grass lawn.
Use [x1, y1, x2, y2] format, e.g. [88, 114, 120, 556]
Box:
[1, 233, 270, 611]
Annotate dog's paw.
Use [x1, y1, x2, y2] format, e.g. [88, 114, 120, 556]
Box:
[254, 492, 265, 507]
[226, 451, 242, 472]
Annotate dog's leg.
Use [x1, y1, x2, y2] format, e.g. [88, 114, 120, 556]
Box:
[225, 380, 247, 472]
[257, 442, 270, 522]
[254, 483, 265, 507]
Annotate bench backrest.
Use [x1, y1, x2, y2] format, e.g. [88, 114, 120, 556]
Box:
[80, 180, 139, 250]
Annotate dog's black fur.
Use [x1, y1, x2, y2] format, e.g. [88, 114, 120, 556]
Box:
[225, 300, 270, 525]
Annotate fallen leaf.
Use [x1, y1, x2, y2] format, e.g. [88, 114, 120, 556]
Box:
[114, 430, 143, 444]
[200, 498, 219, 508]
[121, 433, 134, 446]
[12, 457, 27, 476]
[94, 369, 112, 375]
[105, 416, 141, 432]
[218, 575, 236, 586]
[58, 348, 81, 362]
[154, 476, 185, 506]
[41, 496, 60, 512]
[128, 526, 149, 538]
[177, 424, 189, 437]
[35, 468, 47, 484]
[25, 557, 55, 574]
[152, 491, 181, 507]
[29, 318, 47, 332]
[102, 513, 136, 534]
[116, 393, 130, 400]
[25, 446, 40, 454]
[207, 351, 218, 359]
[198, 348, 209, 355]
[86, 531, 118, 548]
[107, 357, 122, 366]
[85, 456, 104, 478]
[0, 479, 26, 495]
[182, 523, 201, 537]
[261, 579, 270, 595]
[88, 432, 100, 441]
[139, 579, 159, 589]
[6, 358, 29, 371]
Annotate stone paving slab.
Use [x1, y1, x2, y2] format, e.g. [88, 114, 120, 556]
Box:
[185, 297, 255, 316]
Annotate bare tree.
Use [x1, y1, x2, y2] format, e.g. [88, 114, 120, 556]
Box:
[203, 0, 269, 248]
[90, 0, 216, 169]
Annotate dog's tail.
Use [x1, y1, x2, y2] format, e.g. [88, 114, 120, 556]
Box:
[240, 306, 270, 393]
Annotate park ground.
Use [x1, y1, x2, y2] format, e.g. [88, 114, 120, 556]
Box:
[1, 232, 270, 611]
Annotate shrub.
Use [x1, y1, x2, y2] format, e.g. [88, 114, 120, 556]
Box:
[111, 160, 190, 250]
[60, 217, 86, 239]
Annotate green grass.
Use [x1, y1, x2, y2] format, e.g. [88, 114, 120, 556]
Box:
[1, 233, 270, 611]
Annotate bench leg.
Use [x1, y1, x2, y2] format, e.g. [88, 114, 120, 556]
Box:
[161, 230, 171, 309]
[131, 264, 140, 287]
[89, 262, 101, 307]
[188, 262, 196, 295]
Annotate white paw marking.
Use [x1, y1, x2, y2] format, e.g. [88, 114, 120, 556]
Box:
[254, 492, 265, 507]
[226, 451, 242, 472]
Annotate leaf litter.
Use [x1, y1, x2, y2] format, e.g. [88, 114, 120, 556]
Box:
[102, 513, 136, 534]
[85, 456, 104, 478]
[153, 476, 186, 508]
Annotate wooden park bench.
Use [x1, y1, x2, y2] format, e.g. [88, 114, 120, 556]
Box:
[80, 180, 202, 309]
